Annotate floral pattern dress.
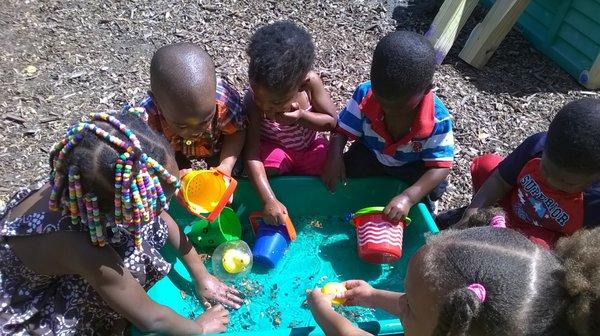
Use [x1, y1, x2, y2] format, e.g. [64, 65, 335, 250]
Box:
[0, 180, 172, 335]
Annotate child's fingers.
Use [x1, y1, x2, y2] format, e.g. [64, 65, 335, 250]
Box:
[387, 208, 400, 222]
[227, 286, 240, 295]
[383, 204, 392, 217]
[264, 214, 277, 226]
[226, 291, 245, 305]
[221, 296, 241, 309]
[342, 279, 363, 289]
[325, 175, 336, 192]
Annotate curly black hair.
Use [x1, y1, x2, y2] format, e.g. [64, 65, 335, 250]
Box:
[370, 30, 436, 99]
[247, 21, 315, 93]
[545, 98, 600, 174]
[423, 226, 600, 336]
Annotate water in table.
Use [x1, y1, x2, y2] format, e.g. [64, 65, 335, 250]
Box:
[182, 215, 405, 332]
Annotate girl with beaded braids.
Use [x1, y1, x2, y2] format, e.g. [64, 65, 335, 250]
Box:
[308, 226, 600, 336]
[0, 111, 243, 335]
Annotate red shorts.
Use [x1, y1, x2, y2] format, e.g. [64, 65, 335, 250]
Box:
[260, 137, 328, 175]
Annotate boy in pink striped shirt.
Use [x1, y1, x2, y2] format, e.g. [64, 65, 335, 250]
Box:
[244, 21, 337, 225]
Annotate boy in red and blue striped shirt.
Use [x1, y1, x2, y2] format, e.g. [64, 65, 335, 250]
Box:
[322, 31, 454, 220]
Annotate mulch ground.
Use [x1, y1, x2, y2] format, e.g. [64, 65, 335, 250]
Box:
[1, 0, 598, 211]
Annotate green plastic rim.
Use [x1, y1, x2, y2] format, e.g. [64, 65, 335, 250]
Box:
[354, 206, 385, 216]
[218, 207, 242, 240]
[353, 206, 412, 225]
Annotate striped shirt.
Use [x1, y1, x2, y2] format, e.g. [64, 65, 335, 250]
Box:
[260, 109, 317, 151]
[123, 78, 246, 158]
[336, 81, 454, 168]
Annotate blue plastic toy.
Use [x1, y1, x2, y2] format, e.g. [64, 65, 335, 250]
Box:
[249, 212, 297, 268]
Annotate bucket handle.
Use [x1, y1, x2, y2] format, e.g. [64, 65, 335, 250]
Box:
[177, 169, 238, 222]
[205, 169, 237, 222]
[249, 211, 297, 241]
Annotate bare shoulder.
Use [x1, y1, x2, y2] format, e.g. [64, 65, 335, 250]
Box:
[306, 71, 325, 88]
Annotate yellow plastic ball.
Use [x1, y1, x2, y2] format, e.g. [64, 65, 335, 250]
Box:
[212, 240, 253, 280]
[321, 282, 347, 305]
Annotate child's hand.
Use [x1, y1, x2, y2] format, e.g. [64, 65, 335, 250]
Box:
[273, 103, 305, 125]
[321, 155, 346, 192]
[384, 194, 413, 223]
[195, 304, 229, 334]
[179, 168, 193, 178]
[339, 280, 375, 307]
[196, 273, 243, 309]
[264, 199, 288, 225]
[308, 287, 334, 311]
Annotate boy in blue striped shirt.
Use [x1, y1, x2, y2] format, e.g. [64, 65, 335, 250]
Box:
[321, 31, 454, 220]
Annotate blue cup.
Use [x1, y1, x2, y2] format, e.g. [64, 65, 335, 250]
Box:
[252, 225, 290, 268]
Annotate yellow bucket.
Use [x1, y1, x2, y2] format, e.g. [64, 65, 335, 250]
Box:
[180, 169, 237, 221]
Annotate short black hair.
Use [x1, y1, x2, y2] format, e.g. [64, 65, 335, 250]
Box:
[370, 31, 436, 99]
[425, 226, 600, 336]
[545, 98, 600, 174]
[247, 21, 315, 93]
[150, 42, 215, 103]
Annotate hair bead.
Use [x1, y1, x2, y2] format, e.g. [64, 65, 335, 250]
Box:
[48, 111, 180, 248]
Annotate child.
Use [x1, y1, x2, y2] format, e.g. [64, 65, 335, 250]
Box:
[127, 42, 247, 176]
[309, 226, 600, 336]
[0, 112, 243, 335]
[321, 31, 454, 221]
[439, 98, 600, 249]
[244, 21, 337, 225]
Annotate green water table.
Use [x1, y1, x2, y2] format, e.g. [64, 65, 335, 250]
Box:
[132, 176, 439, 335]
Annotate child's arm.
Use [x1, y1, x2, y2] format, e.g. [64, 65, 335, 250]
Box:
[384, 167, 450, 222]
[8, 232, 228, 335]
[162, 212, 243, 308]
[457, 169, 512, 227]
[321, 132, 349, 191]
[244, 96, 288, 225]
[298, 71, 337, 130]
[217, 130, 246, 176]
[275, 72, 337, 131]
[308, 289, 373, 336]
[340, 280, 404, 316]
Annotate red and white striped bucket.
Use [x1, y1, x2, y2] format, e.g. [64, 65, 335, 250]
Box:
[352, 212, 405, 264]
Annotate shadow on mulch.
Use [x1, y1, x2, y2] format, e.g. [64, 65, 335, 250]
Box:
[389, 2, 584, 97]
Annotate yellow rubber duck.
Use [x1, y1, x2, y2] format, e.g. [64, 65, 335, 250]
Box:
[222, 249, 251, 274]
[321, 282, 347, 305]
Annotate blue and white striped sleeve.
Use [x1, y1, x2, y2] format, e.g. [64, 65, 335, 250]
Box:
[335, 82, 370, 140]
[421, 97, 454, 168]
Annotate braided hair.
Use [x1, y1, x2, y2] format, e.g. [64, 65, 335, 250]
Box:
[48, 110, 179, 248]
[423, 227, 600, 336]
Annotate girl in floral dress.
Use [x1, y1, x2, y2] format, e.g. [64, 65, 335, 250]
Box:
[0, 111, 242, 335]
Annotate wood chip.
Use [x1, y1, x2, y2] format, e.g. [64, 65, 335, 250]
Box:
[39, 116, 60, 124]
[4, 114, 26, 124]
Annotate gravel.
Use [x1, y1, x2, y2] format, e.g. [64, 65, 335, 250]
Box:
[1, 0, 598, 211]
